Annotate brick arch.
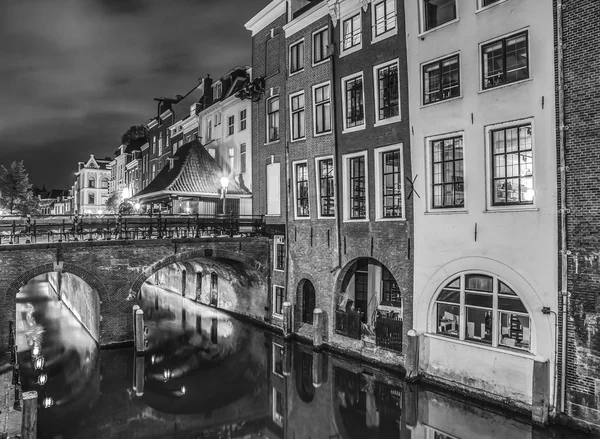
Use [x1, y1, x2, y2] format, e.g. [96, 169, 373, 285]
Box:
[128, 248, 269, 299]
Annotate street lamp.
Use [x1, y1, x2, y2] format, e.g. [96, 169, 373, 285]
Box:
[220, 176, 229, 215]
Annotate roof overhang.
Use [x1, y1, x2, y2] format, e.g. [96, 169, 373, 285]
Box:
[245, 0, 287, 36]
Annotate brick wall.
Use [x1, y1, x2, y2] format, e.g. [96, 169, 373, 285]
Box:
[558, 0, 600, 427]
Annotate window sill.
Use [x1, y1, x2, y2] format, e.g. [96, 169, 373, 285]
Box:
[273, 268, 284, 273]
[272, 313, 283, 320]
[313, 130, 332, 138]
[476, 0, 509, 14]
[425, 208, 468, 215]
[290, 137, 306, 143]
[420, 95, 463, 109]
[264, 140, 281, 147]
[265, 213, 282, 217]
[317, 215, 336, 220]
[375, 216, 406, 222]
[343, 218, 370, 223]
[293, 216, 311, 221]
[339, 43, 362, 58]
[425, 333, 534, 359]
[374, 116, 401, 128]
[312, 58, 330, 68]
[289, 69, 304, 78]
[342, 124, 366, 135]
[478, 77, 533, 94]
[484, 206, 538, 214]
[418, 18, 460, 39]
[371, 27, 398, 45]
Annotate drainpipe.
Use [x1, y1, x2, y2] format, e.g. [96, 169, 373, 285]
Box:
[556, 0, 568, 414]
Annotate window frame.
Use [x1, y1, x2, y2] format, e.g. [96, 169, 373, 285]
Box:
[476, 0, 507, 12]
[240, 109, 247, 131]
[422, 53, 461, 106]
[274, 235, 285, 271]
[480, 30, 530, 91]
[266, 162, 282, 216]
[340, 12, 362, 57]
[227, 115, 235, 136]
[373, 59, 401, 126]
[485, 119, 535, 209]
[240, 143, 247, 173]
[312, 81, 332, 137]
[429, 134, 466, 210]
[372, 0, 398, 43]
[312, 26, 329, 66]
[342, 150, 369, 222]
[272, 342, 284, 376]
[315, 156, 336, 219]
[266, 96, 280, 143]
[431, 272, 533, 353]
[293, 160, 310, 219]
[273, 285, 285, 317]
[341, 71, 365, 133]
[374, 144, 405, 221]
[289, 38, 305, 76]
[419, 0, 459, 35]
[289, 90, 306, 142]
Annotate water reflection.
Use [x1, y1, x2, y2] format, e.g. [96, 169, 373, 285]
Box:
[15, 280, 591, 439]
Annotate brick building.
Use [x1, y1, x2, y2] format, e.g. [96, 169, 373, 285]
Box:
[556, 0, 600, 429]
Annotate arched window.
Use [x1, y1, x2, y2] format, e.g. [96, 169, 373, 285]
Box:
[101, 179, 109, 189]
[434, 273, 531, 351]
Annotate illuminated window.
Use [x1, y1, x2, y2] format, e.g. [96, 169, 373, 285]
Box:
[317, 158, 335, 217]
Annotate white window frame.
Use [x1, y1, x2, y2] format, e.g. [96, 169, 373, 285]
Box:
[373, 58, 401, 127]
[227, 115, 235, 136]
[272, 387, 284, 426]
[240, 109, 247, 131]
[240, 143, 247, 173]
[484, 117, 536, 212]
[266, 162, 281, 216]
[425, 130, 468, 214]
[272, 285, 285, 317]
[371, 0, 398, 44]
[342, 150, 369, 222]
[421, 51, 462, 107]
[476, 0, 508, 13]
[341, 71, 365, 134]
[273, 235, 285, 272]
[289, 38, 305, 76]
[292, 159, 310, 220]
[340, 11, 362, 57]
[314, 155, 336, 220]
[289, 90, 306, 142]
[312, 25, 330, 67]
[374, 144, 405, 221]
[312, 81, 332, 137]
[213, 82, 222, 100]
[418, 0, 459, 36]
[266, 96, 280, 144]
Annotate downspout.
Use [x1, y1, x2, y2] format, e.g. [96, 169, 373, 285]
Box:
[556, 0, 568, 414]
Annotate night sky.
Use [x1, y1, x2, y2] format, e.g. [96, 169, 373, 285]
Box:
[0, 0, 270, 190]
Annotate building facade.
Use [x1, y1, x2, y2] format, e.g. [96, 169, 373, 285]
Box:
[405, 0, 557, 416]
[72, 155, 111, 215]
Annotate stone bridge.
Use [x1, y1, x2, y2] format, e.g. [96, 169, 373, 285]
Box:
[0, 237, 271, 359]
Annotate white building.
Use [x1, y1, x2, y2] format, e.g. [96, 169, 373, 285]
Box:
[405, 0, 557, 414]
[72, 155, 111, 215]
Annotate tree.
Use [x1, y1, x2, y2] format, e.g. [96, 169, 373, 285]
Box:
[0, 161, 39, 215]
[105, 192, 120, 214]
[120, 125, 148, 145]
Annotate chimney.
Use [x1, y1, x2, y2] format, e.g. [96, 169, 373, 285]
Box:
[201, 74, 213, 108]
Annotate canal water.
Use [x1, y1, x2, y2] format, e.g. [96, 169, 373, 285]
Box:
[15, 278, 594, 439]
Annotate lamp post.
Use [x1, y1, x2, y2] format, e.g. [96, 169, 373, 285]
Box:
[220, 176, 229, 215]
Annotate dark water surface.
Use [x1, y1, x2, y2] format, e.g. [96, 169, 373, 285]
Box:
[16, 280, 595, 439]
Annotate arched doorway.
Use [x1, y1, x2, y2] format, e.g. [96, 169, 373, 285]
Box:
[299, 280, 316, 324]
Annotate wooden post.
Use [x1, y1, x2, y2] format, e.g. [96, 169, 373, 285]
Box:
[132, 305, 140, 342]
[282, 341, 292, 377]
[313, 308, 324, 348]
[135, 355, 145, 397]
[135, 309, 145, 353]
[532, 355, 550, 425]
[21, 390, 37, 439]
[282, 302, 293, 338]
[405, 329, 419, 380]
[312, 351, 323, 388]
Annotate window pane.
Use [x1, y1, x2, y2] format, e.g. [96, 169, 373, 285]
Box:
[436, 304, 459, 337]
[465, 274, 493, 292]
[465, 292, 493, 308]
[424, 0, 456, 31]
[437, 289, 459, 303]
[499, 312, 530, 350]
[498, 297, 528, 313]
[466, 308, 493, 344]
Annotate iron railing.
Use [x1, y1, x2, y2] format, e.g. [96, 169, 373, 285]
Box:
[375, 315, 403, 353]
[335, 309, 363, 340]
[0, 214, 267, 245]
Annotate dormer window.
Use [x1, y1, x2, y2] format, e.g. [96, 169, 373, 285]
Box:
[213, 82, 222, 100]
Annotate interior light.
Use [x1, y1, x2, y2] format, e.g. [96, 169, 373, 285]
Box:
[37, 374, 48, 386]
[34, 356, 45, 370]
[42, 397, 54, 409]
[524, 189, 535, 202]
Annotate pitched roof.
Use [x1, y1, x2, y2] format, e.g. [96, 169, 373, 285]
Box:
[132, 140, 250, 200]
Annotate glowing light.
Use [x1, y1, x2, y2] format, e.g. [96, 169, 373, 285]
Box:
[34, 356, 45, 370]
[523, 189, 535, 202]
[32, 344, 41, 357]
[122, 187, 131, 199]
[37, 374, 48, 386]
[42, 397, 54, 409]
[151, 355, 156, 365]
[220, 176, 229, 189]
[163, 369, 171, 382]
[134, 202, 141, 210]
[180, 386, 186, 395]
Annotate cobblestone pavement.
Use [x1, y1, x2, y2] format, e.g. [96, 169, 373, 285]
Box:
[0, 365, 22, 439]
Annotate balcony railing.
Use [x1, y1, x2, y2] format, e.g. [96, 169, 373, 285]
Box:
[375, 315, 403, 353]
[335, 309, 363, 340]
[0, 214, 267, 245]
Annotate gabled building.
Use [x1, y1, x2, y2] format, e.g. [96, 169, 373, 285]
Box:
[108, 137, 146, 201]
[72, 155, 111, 215]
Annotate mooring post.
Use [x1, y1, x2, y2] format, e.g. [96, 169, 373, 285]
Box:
[532, 355, 550, 425]
[132, 305, 140, 342]
[135, 309, 145, 353]
[282, 341, 292, 377]
[403, 384, 418, 430]
[282, 302, 293, 338]
[312, 351, 323, 388]
[21, 390, 37, 439]
[405, 329, 420, 380]
[135, 355, 145, 397]
[313, 308, 324, 348]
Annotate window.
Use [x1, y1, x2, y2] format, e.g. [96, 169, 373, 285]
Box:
[373, 0, 396, 38]
[88, 194, 95, 205]
[228, 147, 235, 173]
[423, 54, 460, 104]
[290, 39, 304, 74]
[267, 162, 281, 215]
[482, 31, 529, 90]
[382, 266, 401, 306]
[206, 120, 212, 141]
[101, 179, 109, 189]
[273, 286, 285, 315]
[295, 162, 309, 218]
[347, 154, 367, 220]
[240, 109, 247, 131]
[422, 0, 456, 32]
[158, 132, 163, 155]
[272, 343, 284, 376]
[313, 27, 329, 64]
[378, 146, 403, 218]
[342, 73, 364, 130]
[88, 179, 95, 188]
[290, 92, 305, 141]
[434, 273, 531, 351]
[479, 0, 502, 8]
[275, 237, 285, 270]
[317, 158, 335, 217]
[240, 143, 247, 173]
[152, 136, 156, 153]
[431, 136, 464, 208]
[267, 97, 280, 142]
[374, 61, 399, 123]
[228, 115, 235, 136]
[214, 82, 222, 100]
[152, 163, 156, 178]
[342, 14, 361, 51]
[313, 83, 331, 135]
[272, 388, 284, 427]
[490, 123, 533, 206]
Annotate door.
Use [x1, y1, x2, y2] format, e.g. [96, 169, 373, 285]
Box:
[302, 281, 316, 324]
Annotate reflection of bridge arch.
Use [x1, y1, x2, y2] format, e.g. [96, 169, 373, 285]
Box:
[129, 248, 269, 299]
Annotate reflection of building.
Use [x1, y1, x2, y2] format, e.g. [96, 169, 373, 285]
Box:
[35, 189, 71, 215]
[72, 155, 111, 214]
[405, 0, 557, 418]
